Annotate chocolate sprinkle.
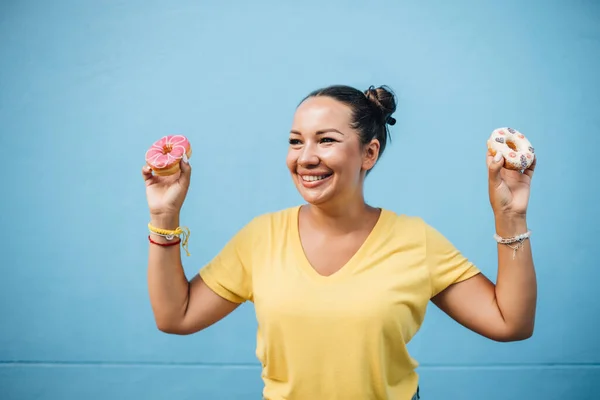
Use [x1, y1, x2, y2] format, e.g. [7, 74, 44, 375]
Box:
[520, 154, 528, 168]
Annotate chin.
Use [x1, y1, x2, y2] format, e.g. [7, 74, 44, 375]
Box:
[293, 179, 331, 206]
[300, 193, 331, 206]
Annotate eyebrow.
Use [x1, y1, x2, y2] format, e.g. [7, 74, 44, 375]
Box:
[290, 129, 345, 136]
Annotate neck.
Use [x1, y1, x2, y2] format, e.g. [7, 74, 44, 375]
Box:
[303, 194, 377, 234]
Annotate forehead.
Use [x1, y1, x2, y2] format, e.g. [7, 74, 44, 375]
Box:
[292, 96, 353, 132]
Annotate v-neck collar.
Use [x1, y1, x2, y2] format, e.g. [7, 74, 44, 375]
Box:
[289, 205, 389, 283]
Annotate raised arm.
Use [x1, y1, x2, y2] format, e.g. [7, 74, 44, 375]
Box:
[147, 214, 241, 335]
[431, 150, 537, 342]
[432, 214, 536, 341]
[143, 161, 240, 335]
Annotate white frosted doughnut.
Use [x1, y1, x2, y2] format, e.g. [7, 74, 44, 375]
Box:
[487, 127, 535, 170]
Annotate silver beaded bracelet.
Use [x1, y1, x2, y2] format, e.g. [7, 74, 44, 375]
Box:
[493, 230, 531, 259]
[493, 230, 531, 244]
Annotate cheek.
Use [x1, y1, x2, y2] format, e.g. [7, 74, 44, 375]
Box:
[326, 146, 362, 171]
[285, 151, 296, 171]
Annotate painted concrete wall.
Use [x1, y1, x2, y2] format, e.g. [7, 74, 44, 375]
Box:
[1, 0, 598, 398]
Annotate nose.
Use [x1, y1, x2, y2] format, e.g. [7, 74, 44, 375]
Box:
[297, 141, 319, 167]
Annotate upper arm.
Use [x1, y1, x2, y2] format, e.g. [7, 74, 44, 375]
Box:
[424, 221, 516, 342]
[168, 217, 261, 335]
[172, 273, 241, 335]
[431, 273, 515, 342]
[424, 220, 514, 341]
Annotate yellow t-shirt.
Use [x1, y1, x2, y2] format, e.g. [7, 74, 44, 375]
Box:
[199, 206, 480, 400]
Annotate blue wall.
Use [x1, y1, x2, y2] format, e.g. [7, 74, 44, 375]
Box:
[1, 1, 599, 399]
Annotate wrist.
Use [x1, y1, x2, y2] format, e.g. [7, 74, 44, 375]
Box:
[150, 213, 180, 230]
[494, 213, 528, 237]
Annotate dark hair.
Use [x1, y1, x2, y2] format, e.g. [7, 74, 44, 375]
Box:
[302, 84, 397, 160]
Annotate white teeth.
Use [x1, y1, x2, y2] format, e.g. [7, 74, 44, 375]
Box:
[301, 175, 329, 182]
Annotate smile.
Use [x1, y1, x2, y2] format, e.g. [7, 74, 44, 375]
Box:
[301, 175, 331, 182]
[299, 173, 333, 188]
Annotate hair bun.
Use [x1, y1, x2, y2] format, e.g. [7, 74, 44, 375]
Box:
[364, 85, 397, 125]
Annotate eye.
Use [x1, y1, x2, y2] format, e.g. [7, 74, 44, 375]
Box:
[288, 138, 301, 145]
[320, 137, 336, 143]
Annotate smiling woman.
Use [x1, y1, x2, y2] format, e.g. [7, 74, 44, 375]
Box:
[286, 85, 396, 210]
[143, 84, 538, 400]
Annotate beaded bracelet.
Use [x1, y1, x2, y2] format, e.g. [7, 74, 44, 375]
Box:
[493, 230, 531, 244]
[148, 223, 191, 256]
[493, 230, 531, 259]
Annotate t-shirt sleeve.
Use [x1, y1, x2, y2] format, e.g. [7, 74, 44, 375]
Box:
[198, 217, 261, 304]
[424, 221, 481, 298]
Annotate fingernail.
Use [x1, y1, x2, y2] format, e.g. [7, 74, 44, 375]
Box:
[494, 153, 503, 163]
[182, 154, 189, 164]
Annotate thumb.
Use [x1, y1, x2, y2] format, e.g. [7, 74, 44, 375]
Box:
[178, 155, 192, 185]
[488, 152, 504, 188]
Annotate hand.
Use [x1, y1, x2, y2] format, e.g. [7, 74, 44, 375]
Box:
[142, 157, 192, 218]
[487, 150, 537, 217]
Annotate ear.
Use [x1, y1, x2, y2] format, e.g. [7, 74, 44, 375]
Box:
[361, 138, 380, 171]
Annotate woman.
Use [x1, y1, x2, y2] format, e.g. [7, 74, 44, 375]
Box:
[142, 85, 537, 400]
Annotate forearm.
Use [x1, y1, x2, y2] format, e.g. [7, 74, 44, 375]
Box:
[147, 214, 190, 330]
[493, 214, 537, 337]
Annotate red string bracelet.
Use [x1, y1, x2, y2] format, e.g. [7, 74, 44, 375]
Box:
[148, 235, 181, 247]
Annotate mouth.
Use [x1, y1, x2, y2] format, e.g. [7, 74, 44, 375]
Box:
[298, 173, 333, 188]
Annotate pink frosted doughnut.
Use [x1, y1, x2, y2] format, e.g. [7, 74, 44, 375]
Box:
[487, 127, 535, 170]
[145, 135, 192, 176]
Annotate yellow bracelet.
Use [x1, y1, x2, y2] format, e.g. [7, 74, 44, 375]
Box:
[148, 223, 191, 256]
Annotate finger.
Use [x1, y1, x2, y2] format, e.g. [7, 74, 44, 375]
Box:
[142, 165, 155, 185]
[142, 164, 153, 179]
[178, 157, 192, 186]
[488, 151, 504, 189]
[523, 155, 537, 179]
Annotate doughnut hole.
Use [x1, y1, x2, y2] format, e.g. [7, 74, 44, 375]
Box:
[506, 140, 518, 152]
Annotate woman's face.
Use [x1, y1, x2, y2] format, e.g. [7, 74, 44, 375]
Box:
[286, 96, 379, 206]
